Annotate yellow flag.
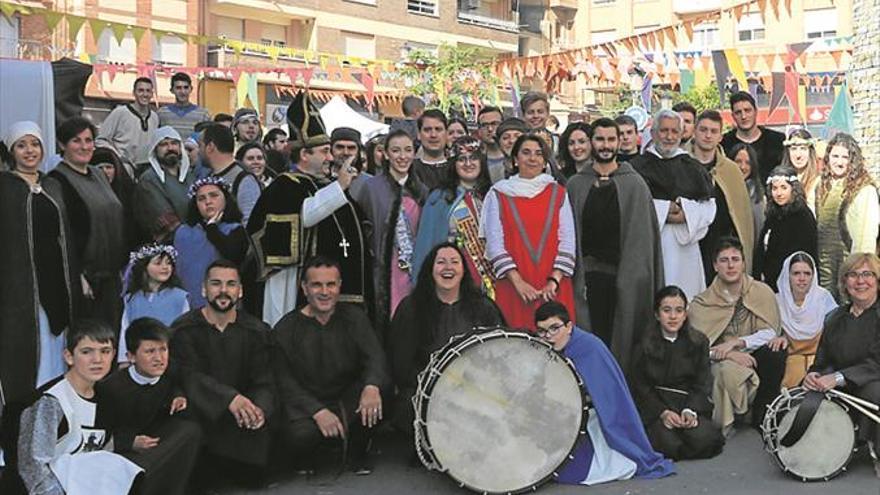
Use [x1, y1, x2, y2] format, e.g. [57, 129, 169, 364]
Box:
[236, 71, 249, 109]
[723, 49, 748, 90]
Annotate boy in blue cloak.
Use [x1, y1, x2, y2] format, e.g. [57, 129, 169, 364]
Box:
[534, 301, 675, 485]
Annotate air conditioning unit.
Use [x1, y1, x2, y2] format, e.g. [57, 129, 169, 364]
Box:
[462, 0, 481, 10]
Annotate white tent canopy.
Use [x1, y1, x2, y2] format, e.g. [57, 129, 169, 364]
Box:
[319, 96, 389, 143]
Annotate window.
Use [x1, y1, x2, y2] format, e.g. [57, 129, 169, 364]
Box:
[152, 34, 186, 66]
[737, 13, 765, 42]
[261, 23, 287, 47]
[98, 30, 136, 64]
[343, 31, 376, 60]
[408, 0, 438, 16]
[0, 13, 19, 58]
[215, 16, 244, 40]
[590, 29, 617, 44]
[804, 8, 837, 39]
[691, 22, 719, 49]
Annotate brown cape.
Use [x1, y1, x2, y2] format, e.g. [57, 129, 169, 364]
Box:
[689, 274, 781, 345]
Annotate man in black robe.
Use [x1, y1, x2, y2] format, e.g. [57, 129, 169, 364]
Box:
[273, 256, 389, 474]
[98, 318, 201, 495]
[248, 91, 368, 326]
[411, 109, 449, 190]
[171, 260, 275, 488]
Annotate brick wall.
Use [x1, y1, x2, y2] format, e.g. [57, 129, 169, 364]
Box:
[850, 0, 880, 176]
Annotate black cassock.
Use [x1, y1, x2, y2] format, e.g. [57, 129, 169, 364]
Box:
[247, 172, 369, 308]
[97, 368, 202, 495]
[171, 310, 275, 466]
[630, 325, 724, 460]
[810, 302, 880, 447]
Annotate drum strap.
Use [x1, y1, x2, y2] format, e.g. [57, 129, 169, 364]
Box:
[779, 391, 824, 447]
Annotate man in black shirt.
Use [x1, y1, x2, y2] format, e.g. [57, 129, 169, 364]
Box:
[614, 114, 641, 163]
[273, 256, 389, 474]
[720, 91, 785, 182]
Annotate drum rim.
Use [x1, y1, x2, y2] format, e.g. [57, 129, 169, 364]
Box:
[761, 386, 857, 482]
[413, 326, 589, 494]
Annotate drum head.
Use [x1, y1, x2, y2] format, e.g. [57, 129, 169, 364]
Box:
[422, 334, 584, 493]
[775, 398, 855, 481]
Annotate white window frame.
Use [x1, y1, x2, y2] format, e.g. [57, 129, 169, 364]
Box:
[407, 0, 439, 17]
[98, 30, 137, 64]
[152, 34, 186, 66]
[737, 12, 765, 43]
[804, 8, 837, 40]
[691, 21, 720, 50]
[590, 29, 617, 45]
[215, 15, 244, 40]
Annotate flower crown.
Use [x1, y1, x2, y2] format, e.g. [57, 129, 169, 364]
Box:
[783, 136, 816, 147]
[128, 243, 178, 265]
[765, 174, 799, 185]
[451, 137, 483, 160]
[187, 176, 229, 198]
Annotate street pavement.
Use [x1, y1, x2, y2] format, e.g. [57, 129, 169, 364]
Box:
[221, 428, 879, 495]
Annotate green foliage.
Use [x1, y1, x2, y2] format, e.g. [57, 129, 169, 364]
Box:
[668, 83, 722, 114]
[397, 43, 502, 116]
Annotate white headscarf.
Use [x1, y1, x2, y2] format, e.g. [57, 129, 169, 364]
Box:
[775, 251, 837, 340]
[3, 121, 45, 169]
[147, 126, 191, 184]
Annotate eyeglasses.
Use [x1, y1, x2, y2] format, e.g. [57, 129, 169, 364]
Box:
[535, 322, 566, 338]
[845, 270, 877, 280]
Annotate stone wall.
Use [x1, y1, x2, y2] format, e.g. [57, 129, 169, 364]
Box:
[850, 0, 880, 176]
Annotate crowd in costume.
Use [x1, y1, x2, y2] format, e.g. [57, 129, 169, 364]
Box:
[1, 77, 879, 495]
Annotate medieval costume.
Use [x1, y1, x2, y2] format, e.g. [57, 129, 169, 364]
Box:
[689, 275, 785, 432]
[556, 329, 675, 485]
[695, 148, 755, 283]
[98, 366, 202, 495]
[776, 252, 837, 388]
[567, 162, 663, 373]
[248, 92, 368, 325]
[816, 179, 879, 301]
[17, 376, 143, 495]
[210, 162, 261, 225]
[810, 300, 880, 456]
[96, 103, 159, 166]
[170, 309, 275, 468]
[388, 294, 503, 434]
[174, 220, 248, 309]
[633, 146, 716, 299]
[412, 151, 449, 191]
[49, 161, 126, 330]
[631, 324, 725, 460]
[133, 126, 195, 242]
[412, 186, 493, 295]
[0, 161, 77, 493]
[753, 198, 817, 292]
[480, 174, 576, 330]
[273, 303, 389, 467]
[359, 171, 427, 336]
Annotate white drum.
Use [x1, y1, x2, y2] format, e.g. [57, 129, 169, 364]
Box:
[413, 328, 588, 494]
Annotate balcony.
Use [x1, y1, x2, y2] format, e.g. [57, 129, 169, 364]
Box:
[672, 0, 722, 15]
[206, 43, 311, 69]
[457, 0, 520, 33]
[550, 0, 578, 12]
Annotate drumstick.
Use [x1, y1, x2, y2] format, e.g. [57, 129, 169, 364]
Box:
[829, 392, 880, 424]
[827, 389, 880, 411]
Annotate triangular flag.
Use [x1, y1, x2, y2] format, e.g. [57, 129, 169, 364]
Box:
[131, 26, 146, 44]
[757, 0, 768, 20]
[830, 50, 843, 69]
[724, 49, 748, 90]
[88, 18, 105, 40]
[769, 0, 780, 19]
[66, 15, 87, 44]
[110, 22, 128, 45]
[267, 45, 280, 61]
[683, 21, 694, 42]
[823, 81, 853, 138]
[43, 11, 64, 32]
[301, 68, 313, 87]
[768, 72, 786, 118]
[762, 53, 777, 71]
[0, 2, 18, 19]
[744, 55, 758, 71]
[733, 5, 745, 21]
[247, 73, 259, 110]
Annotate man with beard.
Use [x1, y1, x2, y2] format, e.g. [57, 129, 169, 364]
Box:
[633, 110, 716, 299]
[690, 110, 755, 283]
[171, 260, 275, 489]
[97, 77, 159, 167]
[720, 91, 785, 182]
[614, 114, 641, 163]
[411, 109, 448, 190]
[273, 256, 389, 474]
[134, 126, 196, 242]
[567, 118, 664, 373]
[248, 91, 368, 326]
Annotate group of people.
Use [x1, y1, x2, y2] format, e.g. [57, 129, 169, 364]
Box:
[0, 74, 878, 494]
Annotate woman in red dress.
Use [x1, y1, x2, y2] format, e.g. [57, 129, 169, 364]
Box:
[480, 134, 576, 330]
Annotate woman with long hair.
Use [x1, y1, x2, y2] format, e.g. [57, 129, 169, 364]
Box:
[235, 142, 275, 187]
[388, 242, 503, 435]
[557, 122, 592, 179]
[815, 133, 879, 300]
[752, 165, 817, 291]
[730, 142, 766, 243]
[630, 286, 724, 460]
[780, 129, 820, 212]
[412, 136, 494, 294]
[480, 133, 577, 330]
[173, 177, 249, 307]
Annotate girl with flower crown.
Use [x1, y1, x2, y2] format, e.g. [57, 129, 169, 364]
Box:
[752, 165, 817, 292]
[173, 177, 249, 308]
[117, 244, 190, 363]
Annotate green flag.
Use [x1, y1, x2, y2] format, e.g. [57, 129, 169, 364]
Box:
[822, 81, 854, 139]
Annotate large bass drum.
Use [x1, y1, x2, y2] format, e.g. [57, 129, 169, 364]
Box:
[413, 327, 588, 494]
[761, 386, 857, 481]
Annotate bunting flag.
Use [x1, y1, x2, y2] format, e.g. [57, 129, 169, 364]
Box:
[246, 73, 259, 112]
[823, 81, 853, 138]
[509, 77, 522, 117]
[680, 69, 695, 93]
[66, 15, 86, 44]
[785, 42, 812, 67]
[768, 72, 786, 118]
[711, 50, 733, 100]
[723, 49, 748, 89]
[784, 66, 803, 122]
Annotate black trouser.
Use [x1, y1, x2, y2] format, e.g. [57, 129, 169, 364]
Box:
[751, 347, 787, 427]
[279, 401, 376, 468]
[646, 415, 724, 460]
[0, 402, 27, 495]
[125, 419, 202, 495]
[585, 270, 617, 347]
